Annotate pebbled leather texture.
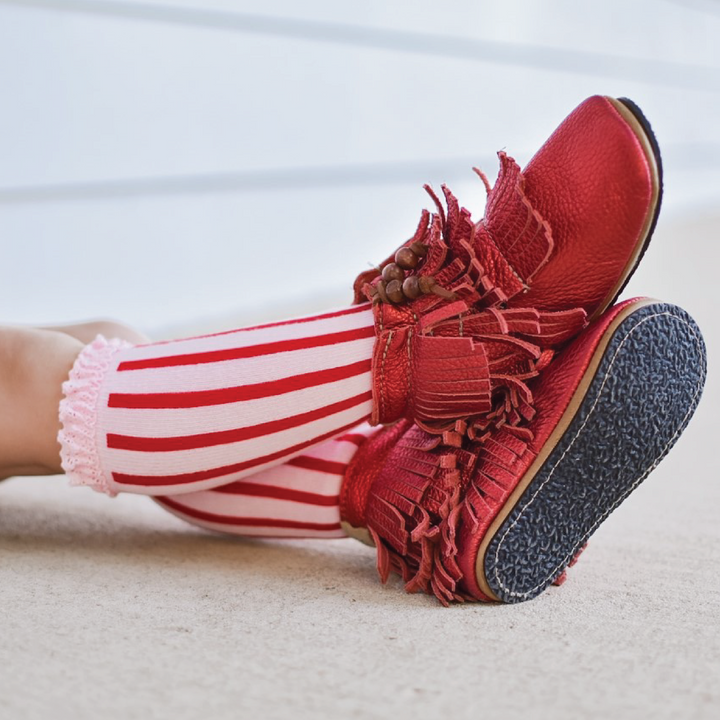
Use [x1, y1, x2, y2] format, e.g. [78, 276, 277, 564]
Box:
[340, 419, 411, 529]
[516, 96, 654, 314]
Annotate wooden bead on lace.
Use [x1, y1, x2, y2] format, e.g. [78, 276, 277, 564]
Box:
[382, 263, 405, 283]
[385, 279, 404, 304]
[395, 247, 419, 270]
[402, 275, 421, 300]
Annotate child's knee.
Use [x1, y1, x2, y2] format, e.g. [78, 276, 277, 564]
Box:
[94, 319, 150, 344]
[65, 319, 150, 345]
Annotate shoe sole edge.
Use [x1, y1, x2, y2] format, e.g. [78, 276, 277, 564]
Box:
[478, 302, 706, 603]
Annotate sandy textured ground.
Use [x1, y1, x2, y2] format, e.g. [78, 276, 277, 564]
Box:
[1, 212, 719, 720]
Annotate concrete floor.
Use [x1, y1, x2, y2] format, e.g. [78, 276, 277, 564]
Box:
[1, 445, 718, 720]
[1, 212, 719, 720]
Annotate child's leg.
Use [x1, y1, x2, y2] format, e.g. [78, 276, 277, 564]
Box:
[41, 320, 150, 346]
[0, 327, 84, 477]
[0, 320, 151, 481]
[0, 315, 370, 539]
[153, 425, 375, 538]
[59, 305, 375, 497]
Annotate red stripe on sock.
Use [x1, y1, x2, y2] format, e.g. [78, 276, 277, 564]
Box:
[155, 496, 341, 531]
[285, 456, 348, 475]
[236, 304, 370, 333]
[336, 433, 371, 447]
[111, 419, 362, 487]
[210, 481, 340, 506]
[107, 391, 372, 451]
[142, 304, 371, 348]
[118, 326, 375, 371]
[108, 359, 371, 409]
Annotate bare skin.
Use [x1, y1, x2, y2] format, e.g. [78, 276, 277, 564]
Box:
[0, 320, 150, 480]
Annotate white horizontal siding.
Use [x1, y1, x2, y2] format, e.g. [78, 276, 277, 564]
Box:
[0, 0, 718, 330]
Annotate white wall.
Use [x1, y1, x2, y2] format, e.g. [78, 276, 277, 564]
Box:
[1, 0, 719, 332]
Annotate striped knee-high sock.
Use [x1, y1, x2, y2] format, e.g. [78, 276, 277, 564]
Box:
[154, 425, 374, 538]
[58, 305, 375, 496]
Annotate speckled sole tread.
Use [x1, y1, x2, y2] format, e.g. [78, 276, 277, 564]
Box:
[482, 301, 706, 603]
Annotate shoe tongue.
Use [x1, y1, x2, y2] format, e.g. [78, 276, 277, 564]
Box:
[481, 152, 555, 288]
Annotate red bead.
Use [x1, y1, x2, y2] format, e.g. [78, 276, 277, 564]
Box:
[395, 247, 419, 270]
[385, 279, 404, 304]
[402, 275, 421, 300]
[382, 263, 405, 283]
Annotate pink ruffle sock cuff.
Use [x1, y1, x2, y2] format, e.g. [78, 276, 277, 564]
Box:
[58, 335, 132, 496]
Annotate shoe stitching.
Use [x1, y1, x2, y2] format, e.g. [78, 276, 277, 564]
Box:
[407, 327, 413, 409]
[491, 310, 706, 600]
[379, 330, 394, 422]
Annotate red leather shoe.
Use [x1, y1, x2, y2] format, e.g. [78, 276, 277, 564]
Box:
[356, 96, 662, 433]
[340, 299, 706, 604]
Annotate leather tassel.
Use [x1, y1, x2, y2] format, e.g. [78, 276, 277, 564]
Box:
[483, 152, 555, 283]
[362, 210, 587, 427]
[365, 436, 477, 605]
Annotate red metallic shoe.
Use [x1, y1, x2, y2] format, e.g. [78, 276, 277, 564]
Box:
[356, 96, 662, 433]
[340, 299, 706, 604]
